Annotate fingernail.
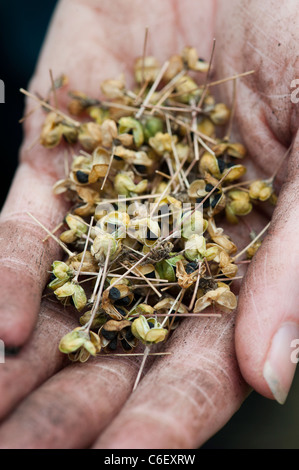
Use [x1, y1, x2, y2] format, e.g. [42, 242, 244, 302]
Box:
[263, 322, 299, 404]
[5, 346, 21, 356]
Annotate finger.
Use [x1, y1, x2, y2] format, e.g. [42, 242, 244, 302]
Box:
[0, 299, 76, 421]
[235, 135, 299, 405]
[1, 0, 215, 347]
[0, 344, 154, 448]
[0, 161, 70, 346]
[92, 314, 249, 449]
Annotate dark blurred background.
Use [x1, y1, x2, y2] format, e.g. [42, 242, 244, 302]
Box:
[0, 0, 298, 449]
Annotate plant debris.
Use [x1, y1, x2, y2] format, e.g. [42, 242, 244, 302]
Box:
[23, 43, 275, 389]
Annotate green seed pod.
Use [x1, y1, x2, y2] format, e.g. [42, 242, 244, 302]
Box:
[143, 117, 164, 142]
[118, 117, 144, 147]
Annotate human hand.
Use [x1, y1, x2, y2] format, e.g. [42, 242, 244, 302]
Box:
[0, 0, 295, 449]
[216, 0, 299, 407]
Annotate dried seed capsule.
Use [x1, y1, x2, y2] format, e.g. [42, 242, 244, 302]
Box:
[249, 180, 273, 201]
[134, 56, 160, 83]
[118, 117, 144, 147]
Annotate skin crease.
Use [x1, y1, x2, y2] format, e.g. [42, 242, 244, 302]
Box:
[0, 0, 297, 449]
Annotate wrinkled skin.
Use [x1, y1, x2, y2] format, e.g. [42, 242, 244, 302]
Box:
[0, 0, 298, 449]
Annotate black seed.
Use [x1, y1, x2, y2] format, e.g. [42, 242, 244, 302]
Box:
[113, 138, 122, 146]
[115, 306, 127, 316]
[125, 329, 135, 342]
[198, 57, 205, 62]
[134, 164, 147, 173]
[205, 183, 214, 193]
[108, 337, 118, 351]
[217, 158, 226, 173]
[146, 228, 158, 240]
[114, 155, 123, 161]
[145, 270, 156, 279]
[121, 339, 132, 351]
[185, 261, 198, 274]
[49, 273, 56, 282]
[76, 170, 89, 184]
[109, 287, 121, 301]
[210, 193, 222, 209]
[226, 161, 236, 169]
[196, 196, 210, 209]
[148, 322, 155, 329]
[116, 295, 131, 307]
[101, 329, 118, 341]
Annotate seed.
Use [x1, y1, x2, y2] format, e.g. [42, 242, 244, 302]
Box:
[108, 337, 118, 350]
[125, 329, 135, 341]
[115, 306, 127, 316]
[145, 270, 156, 279]
[196, 196, 210, 209]
[102, 329, 118, 341]
[185, 261, 198, 274]
[76, 170, 89, 184]
[109, 287, 121, 300]
[210, 193, 222, 209]
[134, 164, 147, 173]
[121, 338, 132, 351]
[205, 183, 214, 193]
[217, 158, 226, 173]
[116, 295, 131, 306]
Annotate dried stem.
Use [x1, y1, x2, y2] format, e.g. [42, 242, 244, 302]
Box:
[27, 212, 74, 258]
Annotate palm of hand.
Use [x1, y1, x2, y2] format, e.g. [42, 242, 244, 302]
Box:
[0, 0, 297, 449]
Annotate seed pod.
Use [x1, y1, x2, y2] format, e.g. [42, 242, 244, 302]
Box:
[163, 54, 184, 82]
[209, 103, 230, 125]
[114, 172, 148, 196]
[40, 112, 63, 148]
[78, 122, 102, 151]
[79, 310, 106, 329]
[143, 117, 164, 142]
[194, 284, 237, 314]
[247, 240, 262, 259]
[131, 315, 168, 344]
[185, 234, 217, 261]
[68, 91, 100, 116]
[134, 56, 160, 83]
[48, 261, 73, 290]
[199, 153, 221, 179]
[197, 117, 215, 137]
[249, 180, 273, 201]
[118, 117, 144, 147]
[225, 190, 253, 224]
[59, 327, 101, 361]
[100, 75, 126, 99]
[91, 233, 121, 262]
[213, 141, 246, 159]
[149, 132, 177, 156]
[181, 46, 209, 72]
[174, 75, 200, 104]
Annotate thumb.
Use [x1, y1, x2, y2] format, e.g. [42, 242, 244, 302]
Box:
[236, 135, 299, 404]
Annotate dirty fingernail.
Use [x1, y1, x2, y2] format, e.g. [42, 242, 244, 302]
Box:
[263, 322, 299, 404]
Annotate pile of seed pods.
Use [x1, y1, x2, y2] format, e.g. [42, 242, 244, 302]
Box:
[32, 46, 275, 363]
